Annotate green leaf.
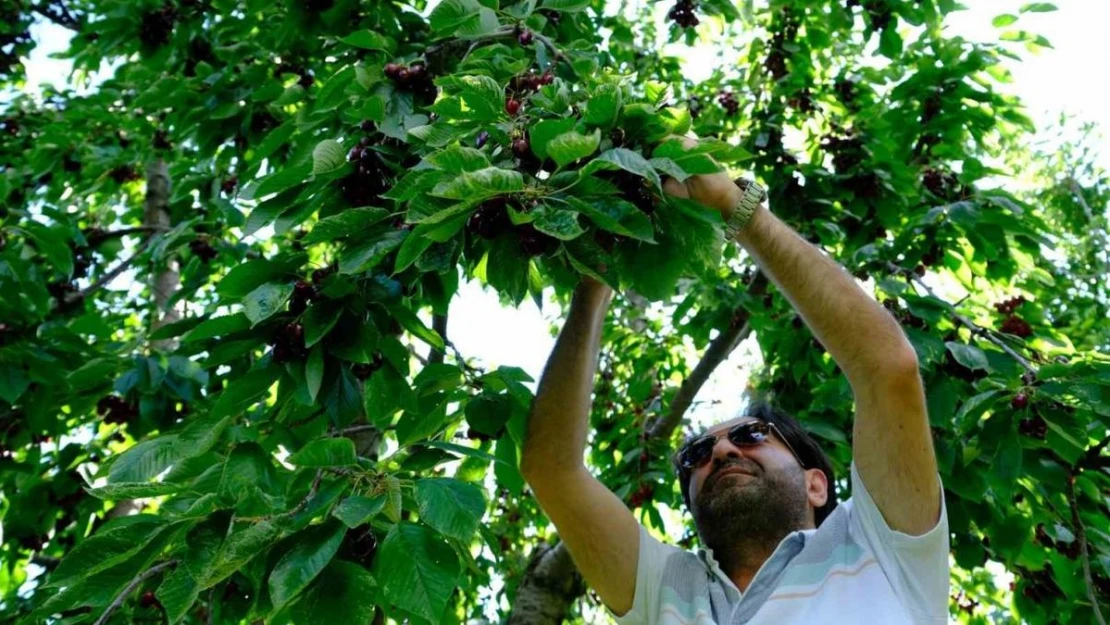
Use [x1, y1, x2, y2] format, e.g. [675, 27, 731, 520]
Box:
[532, 206, 584, 241]
[243, 282, 295, 325]
[1019, 2, 1056, 11]
[304, 207, 390, 243]
[304, 302, 343, 347]
[388, 304, 445, 349]
[373, 523, 461, 623]
[583, 83, 622, 127]
[108, 437, 180, 483]
[252, 121, 297, 163]
[465, 392, 515, 436]
[585, 148, 662, 190]
[427, 146, 491, 174]
[539, 0, 590, 11]
[87, 482, 182, 499]
[991, 13, 1018, 27]
[45, 516, 166, 588]
[394, 223, 438, 273]
[566, 196, 655, 242]
[289, 561, 378, 625]
[312, 139, 347, 175]
[252, 164, 312, 200]
[0, 364, 29, 404]
[339, 30, 396, 52]
[157, 565, 199, 625]
[415, 478, 486, 542]
[200, 520, 283, 589]
[339, 229, 407, 274]
[217, 255, 306, 299]
[182, 314, 251, 342]
[946, 342, 990, 372]
[431, 167, 524, 201]
[333, 495, 386, 528]
[529, 118, 577, 160]
[209, 366, 278, 420]
[547, 129, 601, 167]
[289, 438, 358, 467]
[306, 345, 325, 403]
[22, 223, 73, 277]
[269, 521, 347, 611]
[879, 25, 903, 58]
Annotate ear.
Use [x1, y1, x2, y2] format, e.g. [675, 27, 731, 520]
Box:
[804, 467, 829, 509]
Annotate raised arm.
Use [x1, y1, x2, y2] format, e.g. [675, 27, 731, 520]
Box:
[519, 279, 641, 615]
[664, 151, 940, 536]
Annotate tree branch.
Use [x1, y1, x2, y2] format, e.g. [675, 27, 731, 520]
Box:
[85, 226, 169, 246]
[93, 560, 177, 625]
[888, 263, 1037, 373]
[32, 1, 79, 30]
[1068, 475, 1107, 625]
[647, 272, 764, 439]
[65, 235, 157, 304]
[429, 313, 448, 365]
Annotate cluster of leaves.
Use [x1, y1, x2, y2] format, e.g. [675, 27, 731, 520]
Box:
[0, 0, 1108, 624]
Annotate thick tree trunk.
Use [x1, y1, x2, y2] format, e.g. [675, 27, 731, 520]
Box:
[144, 158, 179, 352]
[507, 542, 584, 625]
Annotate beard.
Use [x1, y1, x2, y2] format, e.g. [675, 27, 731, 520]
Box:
[691, 458, 810, 571]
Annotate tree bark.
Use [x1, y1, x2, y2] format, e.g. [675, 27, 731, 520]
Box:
[506, 542, 586, 625]
[144, 158, 179, 353]
[507, 272, 763, 623]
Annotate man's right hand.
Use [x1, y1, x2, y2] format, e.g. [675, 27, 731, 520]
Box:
[520, 274, 641, 617]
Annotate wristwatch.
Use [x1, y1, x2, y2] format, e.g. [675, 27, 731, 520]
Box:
[724, 179, 766, 241]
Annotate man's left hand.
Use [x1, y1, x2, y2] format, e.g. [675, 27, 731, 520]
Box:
[659, 136, 745, 221]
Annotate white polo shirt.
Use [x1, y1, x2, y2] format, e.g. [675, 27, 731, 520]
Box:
[612, 463, 949, 624]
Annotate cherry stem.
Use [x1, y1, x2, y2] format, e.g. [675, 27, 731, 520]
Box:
[1068, 473, 1107, 625]
[887, 263, 1037, 374]
[93, 560, 178, 625]
[463, 26, 566, 63]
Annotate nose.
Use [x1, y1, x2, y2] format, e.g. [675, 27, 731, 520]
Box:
[709, 435, 748, 467]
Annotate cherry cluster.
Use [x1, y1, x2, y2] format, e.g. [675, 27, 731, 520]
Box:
[352, 353, 385, 380]
[1018, 414, 1047, 439]
[97, 395, 137, 425]
[834, 78, 858, 108]
[341, 132, 390, 208]
[716, 90, 739, 116]
[1034, 524, 1081, 559]
[270, 323, 307, 363]
[627, 482, 654, 508]
[787, 89, 814, 113]
[221, 176, 238, 195]
[109, 165, 142, 185]
[599, 170, 656, 215]
[667, 0, 700, 28]
[465, 197, 556, 257]
[862, 0, 893, 31]
[384, 62, 437, 102]
[881, 299, 927, 331]
[922, 167, 961, 200]
[999, 315, 1033, 339]
[821, 131, 865, 173]
[508, 71, 554, 96]
[189, 238, 218, 263]
[139, 4, 178, 48]
[515, 27, 535, 45]
[343, 526, 379, 565]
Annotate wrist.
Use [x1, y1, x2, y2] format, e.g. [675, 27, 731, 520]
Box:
[724, 180, 766, 241]
[732, 204, 769, 246]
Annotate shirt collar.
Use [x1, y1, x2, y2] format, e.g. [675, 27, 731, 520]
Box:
[697, 528, 815, 600]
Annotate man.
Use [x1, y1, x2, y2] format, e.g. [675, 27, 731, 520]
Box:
[519, 137, 949, 624]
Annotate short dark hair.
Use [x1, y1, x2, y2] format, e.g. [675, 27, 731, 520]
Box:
[671, 402, 839, 527]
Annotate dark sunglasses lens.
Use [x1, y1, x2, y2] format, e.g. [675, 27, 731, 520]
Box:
[729, 422, 769, 446]
[681, 436, 716, 469]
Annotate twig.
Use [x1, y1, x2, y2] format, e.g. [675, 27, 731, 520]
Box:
[287, 469, 324, 516]
[207, 588, 215, 625]
[333, 425, 377, 437]
[1068, 474, 1107, 625]
[1066, 178, 1096, 222]
[887, 263, 1037, 374]
[66, 236, 158, 304]
[93, 560, 177, 625]
[85, 226, 169, 246]
[429, 313, 448, 365]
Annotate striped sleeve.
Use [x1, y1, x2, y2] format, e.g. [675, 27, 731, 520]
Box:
[848, 462, 950, 623]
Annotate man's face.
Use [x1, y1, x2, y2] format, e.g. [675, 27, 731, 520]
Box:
[686, 418, 826, 558]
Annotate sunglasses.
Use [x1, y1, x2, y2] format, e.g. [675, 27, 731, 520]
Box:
[677, 420, 806, 471]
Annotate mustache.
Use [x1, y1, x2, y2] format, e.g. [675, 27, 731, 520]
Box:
[705, 459, 761, 491]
